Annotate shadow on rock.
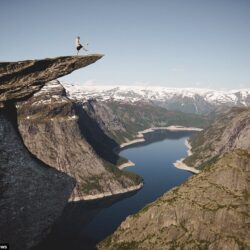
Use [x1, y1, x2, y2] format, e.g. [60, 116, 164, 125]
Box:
[33, 190, 138, 250]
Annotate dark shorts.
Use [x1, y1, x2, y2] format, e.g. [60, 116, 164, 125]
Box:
[77, 45, 83, 51]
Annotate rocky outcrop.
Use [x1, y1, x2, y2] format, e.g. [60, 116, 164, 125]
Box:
[184, 107, 250, 169]
[98, 149, 250, 250]
[17, 80, 142, 200]
[0, 55, 103, 249]
[0, 55, 103, 104]
[0, 107, 74, 250]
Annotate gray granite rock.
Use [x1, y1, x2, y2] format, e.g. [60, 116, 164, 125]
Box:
[0, 109, 75, 249]
[0, 55, 103, 103]
[0, 55, 103, 249]
[16, 80, 142, 200]
[184, 107, 250, 169]
[98, 149, 250, 250]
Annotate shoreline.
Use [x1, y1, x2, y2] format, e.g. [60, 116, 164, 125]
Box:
[73, 125, 201, 201]
[120, 126, 202, 149]
[71, 182, 143, 201]
[173, 139, 200, 174]
[117, 160, 135, 170]
[118, 125, 202, 173]
[118, 125, 202, 170]
[174, 159, 200, 174]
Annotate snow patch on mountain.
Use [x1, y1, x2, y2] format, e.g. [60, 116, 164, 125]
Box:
[62, 83, 249, 103]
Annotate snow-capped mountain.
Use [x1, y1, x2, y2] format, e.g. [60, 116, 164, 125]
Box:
[62, 83, 250, 114]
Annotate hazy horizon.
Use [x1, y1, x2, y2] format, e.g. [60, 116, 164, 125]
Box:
[62, 80, 250, 91]
[1, 0, 250, 89]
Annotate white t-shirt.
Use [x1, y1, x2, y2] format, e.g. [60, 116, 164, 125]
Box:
[75, 37, 81, 47]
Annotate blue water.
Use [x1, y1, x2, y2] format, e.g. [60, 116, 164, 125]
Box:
[80, 130, 193, 242]
[36, 130, 193, 250]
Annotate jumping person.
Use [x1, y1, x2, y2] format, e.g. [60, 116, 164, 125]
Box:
[75, 36, 88, 55]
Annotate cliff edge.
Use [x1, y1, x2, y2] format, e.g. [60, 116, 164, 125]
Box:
[0, 55, 103, 249]
[0, 55, 103, 104]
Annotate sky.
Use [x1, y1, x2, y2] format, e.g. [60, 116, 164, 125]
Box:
[1, 0, 250, 89]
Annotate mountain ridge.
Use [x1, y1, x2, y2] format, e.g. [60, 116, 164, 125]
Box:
[81, 99, 209, 145]
[63, 83, 250, 115]
[97, 107, 250, 250]
[184, 107, 250, 169]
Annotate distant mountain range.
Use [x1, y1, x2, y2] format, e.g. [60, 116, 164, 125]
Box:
[63, 83, 250, 115]
[98, 106, 250, 250]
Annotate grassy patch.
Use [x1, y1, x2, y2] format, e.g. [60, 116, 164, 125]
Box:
[113, 241, 140, 250]
[80, 175, 103, 194]
[103, 160, 142, 185]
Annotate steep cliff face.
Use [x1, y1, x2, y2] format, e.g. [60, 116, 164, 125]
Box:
[98, 149, 250, 250]
[184, 107, 250, 169]
[82, 100, 128, 144]
[0, 55, 103, 249]
[0, 107, 75, 250]
[17, 80, 142, 200]
[82, 100, 209, 144]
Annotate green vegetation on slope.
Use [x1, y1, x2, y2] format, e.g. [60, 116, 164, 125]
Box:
[98, 149, 250, 250]
[184, 107, 250, 169]
[105, 101, 209, 144]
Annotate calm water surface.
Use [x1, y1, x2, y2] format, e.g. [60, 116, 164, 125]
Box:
[35, 130, 193, 250]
